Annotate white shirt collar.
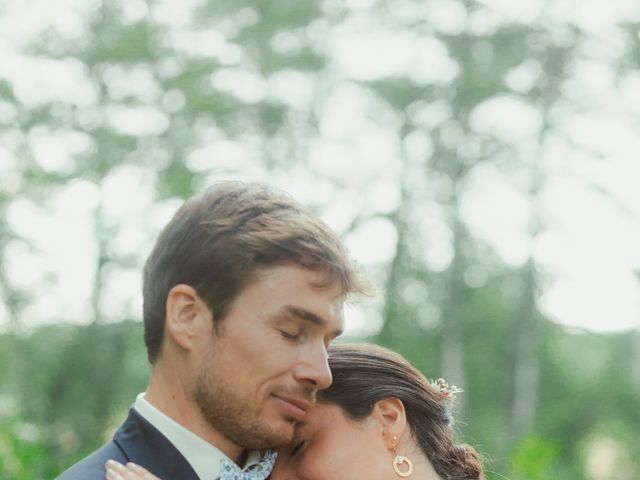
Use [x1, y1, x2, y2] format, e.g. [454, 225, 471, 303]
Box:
[134, 393, 262, 480]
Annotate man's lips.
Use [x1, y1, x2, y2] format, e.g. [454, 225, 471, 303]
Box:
[272, 395, 313, 421]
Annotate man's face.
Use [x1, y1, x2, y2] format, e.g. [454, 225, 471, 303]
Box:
[191, 264, 344, 450]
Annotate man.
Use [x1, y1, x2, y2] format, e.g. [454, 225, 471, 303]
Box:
[57, 181, 364, 480]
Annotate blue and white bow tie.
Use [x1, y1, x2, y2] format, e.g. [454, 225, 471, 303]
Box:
[219, 450, 277, 480]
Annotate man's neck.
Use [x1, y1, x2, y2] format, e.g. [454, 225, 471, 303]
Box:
[145, 365, 245, 464]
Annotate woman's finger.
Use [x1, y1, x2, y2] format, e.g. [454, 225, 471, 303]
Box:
[105, 460, 162, 480]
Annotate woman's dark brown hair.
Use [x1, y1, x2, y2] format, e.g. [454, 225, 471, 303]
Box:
[320, 343, 483, 480]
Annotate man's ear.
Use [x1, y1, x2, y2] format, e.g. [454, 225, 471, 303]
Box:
[165, 284, 210, 350]
[370, 397, 408, 446]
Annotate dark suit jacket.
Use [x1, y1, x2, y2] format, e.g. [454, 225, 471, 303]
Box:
[56, 408, 200, 480]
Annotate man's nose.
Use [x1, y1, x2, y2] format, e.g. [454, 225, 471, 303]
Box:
[294, 343, 332, 391]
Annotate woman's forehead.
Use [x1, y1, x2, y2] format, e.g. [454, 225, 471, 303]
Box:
[297, 403, 347, 432]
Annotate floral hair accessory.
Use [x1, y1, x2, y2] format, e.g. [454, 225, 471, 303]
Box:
[430, 378, 462, 425]
[430, 378, 462, 403]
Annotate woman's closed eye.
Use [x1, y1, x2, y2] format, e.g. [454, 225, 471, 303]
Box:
[290, 439, 306, 457]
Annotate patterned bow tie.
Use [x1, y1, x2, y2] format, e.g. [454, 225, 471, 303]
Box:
[219, 450, 277, 480]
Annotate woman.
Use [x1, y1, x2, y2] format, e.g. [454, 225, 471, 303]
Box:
[106, 344, 483, 479]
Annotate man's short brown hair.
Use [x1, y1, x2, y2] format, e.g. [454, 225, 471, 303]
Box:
[142, 181, 364, 363]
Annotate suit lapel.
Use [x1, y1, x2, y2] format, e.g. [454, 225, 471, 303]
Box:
[114, 408, 201, 479]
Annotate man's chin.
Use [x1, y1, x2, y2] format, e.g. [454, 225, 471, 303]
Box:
[273, 416, 302, 445]
[238, 418, 296, 450]
[267, 420, 297, 448]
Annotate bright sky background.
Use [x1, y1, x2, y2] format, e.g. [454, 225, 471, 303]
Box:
[1, 0, 640, 335]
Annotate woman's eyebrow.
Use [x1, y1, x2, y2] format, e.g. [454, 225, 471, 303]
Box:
[292, 420, 310, 434]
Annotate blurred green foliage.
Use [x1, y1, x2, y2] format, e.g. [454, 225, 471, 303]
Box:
[1, 1, 639, 479]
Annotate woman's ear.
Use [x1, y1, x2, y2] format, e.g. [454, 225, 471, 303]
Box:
[165, 284, 210, 350]
[371, 397, 408, 446]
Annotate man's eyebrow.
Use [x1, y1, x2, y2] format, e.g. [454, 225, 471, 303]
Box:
[282, 305, 343, 336]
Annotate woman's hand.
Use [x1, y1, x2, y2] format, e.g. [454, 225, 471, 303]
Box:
[105, 460, 161, 480]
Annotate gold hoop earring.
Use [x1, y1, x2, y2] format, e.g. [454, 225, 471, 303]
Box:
[391, 435, 414, 477]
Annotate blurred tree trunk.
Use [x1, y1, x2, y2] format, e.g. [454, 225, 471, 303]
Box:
[377, 215, 406, 347]
[439, 187, 468, 415]
[632, 272, 640, 393]
[0, 196, 20, 331]
[633, 331, 640, 394]
[504, 31, 575, 443]
[505, 151, 543, 440]
[377, 147, 411, 348]
[506, 259, 540, 439]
